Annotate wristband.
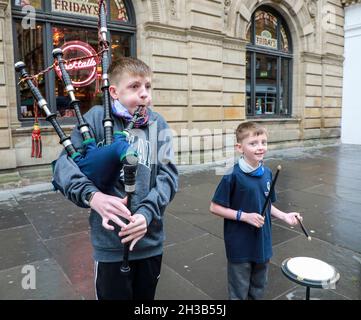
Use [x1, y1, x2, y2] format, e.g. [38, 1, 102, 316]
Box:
[236, 209, 243, 221]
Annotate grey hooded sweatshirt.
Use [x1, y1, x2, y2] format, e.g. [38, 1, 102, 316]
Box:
[53, 106, 178, 262]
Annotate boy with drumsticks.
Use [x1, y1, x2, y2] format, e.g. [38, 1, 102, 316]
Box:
[210, 121, 302, 300]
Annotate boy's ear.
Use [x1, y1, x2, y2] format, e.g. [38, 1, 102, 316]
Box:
[109, 85, 118, 99]
[235, 143, 243, 154]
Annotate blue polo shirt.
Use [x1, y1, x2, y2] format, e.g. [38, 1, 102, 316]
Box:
[212, 164, 276, 264]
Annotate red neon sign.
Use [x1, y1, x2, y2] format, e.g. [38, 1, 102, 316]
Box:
[55, 40, 99, 87]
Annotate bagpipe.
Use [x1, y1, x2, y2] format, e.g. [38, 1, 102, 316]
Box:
[15, 0, 140, 272]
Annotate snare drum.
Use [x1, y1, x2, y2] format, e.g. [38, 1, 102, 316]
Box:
[281, 257, 340, 300]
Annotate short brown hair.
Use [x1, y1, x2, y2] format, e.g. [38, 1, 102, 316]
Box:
[108, 57, 152, 85]
[236, 121, 267, 143]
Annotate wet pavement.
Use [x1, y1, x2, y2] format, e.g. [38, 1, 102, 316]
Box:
[0, 144, 360, 300]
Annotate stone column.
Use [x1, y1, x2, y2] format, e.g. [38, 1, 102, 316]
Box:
[0, 0, 17, 170]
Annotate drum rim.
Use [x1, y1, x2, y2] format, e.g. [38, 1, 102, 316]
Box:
[281, 257, 340, 289]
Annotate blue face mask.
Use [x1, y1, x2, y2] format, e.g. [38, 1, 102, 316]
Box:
[238, 157, 264, 177]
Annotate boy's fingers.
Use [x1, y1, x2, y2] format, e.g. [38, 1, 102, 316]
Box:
[102, 218, 114, 230]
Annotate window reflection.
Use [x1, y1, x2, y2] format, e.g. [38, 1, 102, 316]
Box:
[255, 11, 277, 49]
[16, 21, 46, 118]
[53, 26, 99, 118]
[14, 0, 42, 9]
[111, 0, 129, 22]
[255, 53, 277, 115]
[281, 59, 290, 115]
[280, 26, 289, 53]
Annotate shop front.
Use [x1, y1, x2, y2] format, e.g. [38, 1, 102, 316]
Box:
[0, 0, 346, 183]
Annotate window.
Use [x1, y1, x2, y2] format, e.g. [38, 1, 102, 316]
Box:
[12, 0, 135, 122]
[246, 6, 292, 117]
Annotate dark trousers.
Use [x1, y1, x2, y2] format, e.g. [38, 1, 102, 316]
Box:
[95, 255, 162, 300]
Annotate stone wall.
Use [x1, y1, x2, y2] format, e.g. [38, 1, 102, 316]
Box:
[0, 0, 346, 178]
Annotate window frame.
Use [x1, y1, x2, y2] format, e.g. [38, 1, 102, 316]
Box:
[246, 6, 293, 119]
[12, 0, 136, 125]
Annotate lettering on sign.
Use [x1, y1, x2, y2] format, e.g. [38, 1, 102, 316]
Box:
[55, 41, 99, 87]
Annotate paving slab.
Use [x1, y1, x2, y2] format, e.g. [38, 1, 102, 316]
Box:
[0, 258, 82, 300]
[0, 225, 51, 271]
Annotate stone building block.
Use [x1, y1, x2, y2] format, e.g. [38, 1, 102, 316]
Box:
[223, 49, 244, 65]
[0, 128, 10, 148]
[305, 107, 321, 118]
[190, 42, 222, 61]
[304, 118, 321, 129]
[267, 128, 300, 142]
[152, 39, 188, 58]
[325, 64, 343, 77]
[303, 128, 321, 140]
[305, 85, 322, 96]
[189, 121, 225, 131]
[168, 122, 188, 135]
[223, 64, 244, 79]
[325, 43, 344, 56]
[325, 33, 344, 46]
[305, 74, 322, 86]
[223, 78, 244, 93]
[305, 96, 321, 107]
[223, 106, 244, 120]
[190, 0, 222, 17]
[191, 91, 222, 106]
[306, 63, 322, 75]
[223, 92, 244, 106]
[325, 76, 343, 87]
[324, 107, 341, 118]
[191, 75, 222, 91]
[333, 14, 344, 28]
[192, 106, 222, 121]
[320, 127, 341, 138]
[0, 149, 16, 170]
[324, 86, 342, 97]
[0, 85, 7, 106]
[153, 106, 188, 122]
[152, 56, 188, 74]
[190, 12, 222, 31]
[0, 19, 3, 40]
[0, 64, 5, 84]
[0, 42, 4, 62]
[153, 90, 188, 106]
[153, 73, 188, 90]
[324, 118, 341, 128]
[191, 59, 222, 76]
[0, 107, 8, 127]
[324, 97, 342, 108]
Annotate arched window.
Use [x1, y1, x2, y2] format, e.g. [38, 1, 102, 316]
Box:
[12, 0, 136, 122]
[246, 6, 292, 117]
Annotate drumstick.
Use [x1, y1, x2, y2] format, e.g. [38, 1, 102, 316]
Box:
[296, 216, 312, 241]
[261, 165, 282, 217]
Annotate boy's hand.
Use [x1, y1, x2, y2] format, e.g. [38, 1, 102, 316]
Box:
[119, 214, 147, 251]
[242, 212, 265, 228]
[283, 212, 302, 226]
[90, 192, 135, 230]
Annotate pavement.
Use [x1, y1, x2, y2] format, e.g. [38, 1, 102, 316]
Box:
[0, 144, 360, 300]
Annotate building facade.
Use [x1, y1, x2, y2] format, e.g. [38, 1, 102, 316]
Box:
[0, 0, 346, 181]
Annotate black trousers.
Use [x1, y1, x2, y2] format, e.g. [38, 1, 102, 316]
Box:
[95, 255, 162, 300]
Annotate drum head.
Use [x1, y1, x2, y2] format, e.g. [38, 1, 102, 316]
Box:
[281, 257, 340, 288]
